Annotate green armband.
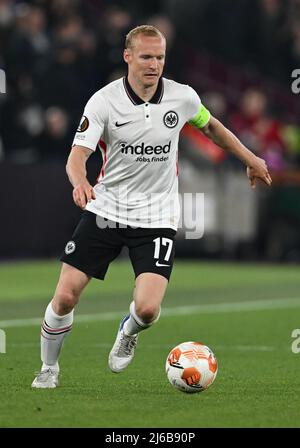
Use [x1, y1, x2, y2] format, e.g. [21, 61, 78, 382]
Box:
[189, 104, 211, 129]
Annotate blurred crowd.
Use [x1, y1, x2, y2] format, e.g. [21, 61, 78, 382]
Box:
[0, 0, 299, 170]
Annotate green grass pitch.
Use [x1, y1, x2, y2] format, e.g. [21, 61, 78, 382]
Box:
[0, 260, 299, 428]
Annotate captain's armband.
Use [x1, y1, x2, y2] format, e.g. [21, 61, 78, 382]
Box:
[189, 104, 211, 129]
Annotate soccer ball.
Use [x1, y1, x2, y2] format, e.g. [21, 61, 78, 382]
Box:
[165, 341, 218, 393]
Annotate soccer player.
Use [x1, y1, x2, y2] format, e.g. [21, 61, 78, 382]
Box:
[32, 25, 272, 388]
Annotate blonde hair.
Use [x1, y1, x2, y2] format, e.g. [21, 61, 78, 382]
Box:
[125, 25, 165, 49]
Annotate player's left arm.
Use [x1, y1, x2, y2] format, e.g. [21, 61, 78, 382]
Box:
[189, 105, 272, 188]
[200, 115, 271, 187]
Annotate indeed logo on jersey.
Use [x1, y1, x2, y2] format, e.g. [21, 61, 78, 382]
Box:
[120, 141, 171, 156]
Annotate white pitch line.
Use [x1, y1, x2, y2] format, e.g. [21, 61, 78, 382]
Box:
[7, 342, 276, 351]
[0, 297, 299, 329]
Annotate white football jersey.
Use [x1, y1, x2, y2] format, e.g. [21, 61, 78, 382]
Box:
[72, 77, 210, 230]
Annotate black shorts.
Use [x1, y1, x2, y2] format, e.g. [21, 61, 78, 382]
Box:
[60, 211, 176, 281]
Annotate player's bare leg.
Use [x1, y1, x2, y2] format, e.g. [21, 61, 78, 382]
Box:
[108, 273, 168, 373]
[32, 263, 91, 388]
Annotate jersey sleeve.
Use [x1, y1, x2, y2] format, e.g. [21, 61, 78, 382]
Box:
[186, 86, 211, 129]
[72, 92, 108, 151]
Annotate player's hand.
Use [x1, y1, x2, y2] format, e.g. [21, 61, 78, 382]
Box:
[246, 157, 272, 189]
[72, 181, 96, 209]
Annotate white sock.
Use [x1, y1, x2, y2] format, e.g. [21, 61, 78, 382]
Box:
[40, 302, 73, 371]
[123, 301, 161, 336]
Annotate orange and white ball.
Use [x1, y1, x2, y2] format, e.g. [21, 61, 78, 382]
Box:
[165, 342, 218, 393]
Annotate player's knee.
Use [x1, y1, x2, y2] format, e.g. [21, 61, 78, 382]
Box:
[135, 304, 160, 324]
[53, 290, 79, 314]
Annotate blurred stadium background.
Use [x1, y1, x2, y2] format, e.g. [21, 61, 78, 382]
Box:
[0, 0, 300, 261]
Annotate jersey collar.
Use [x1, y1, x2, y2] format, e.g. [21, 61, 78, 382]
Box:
[123, 76, 164, 105]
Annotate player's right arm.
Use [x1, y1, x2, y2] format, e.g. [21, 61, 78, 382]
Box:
[68, 91, 108, 209]
[66, 145, 96, 209]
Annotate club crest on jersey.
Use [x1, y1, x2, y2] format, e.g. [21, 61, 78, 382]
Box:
[163, 111, 178, 128]
[65, 241, 76, 255]
[77, 116, 89, 133]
